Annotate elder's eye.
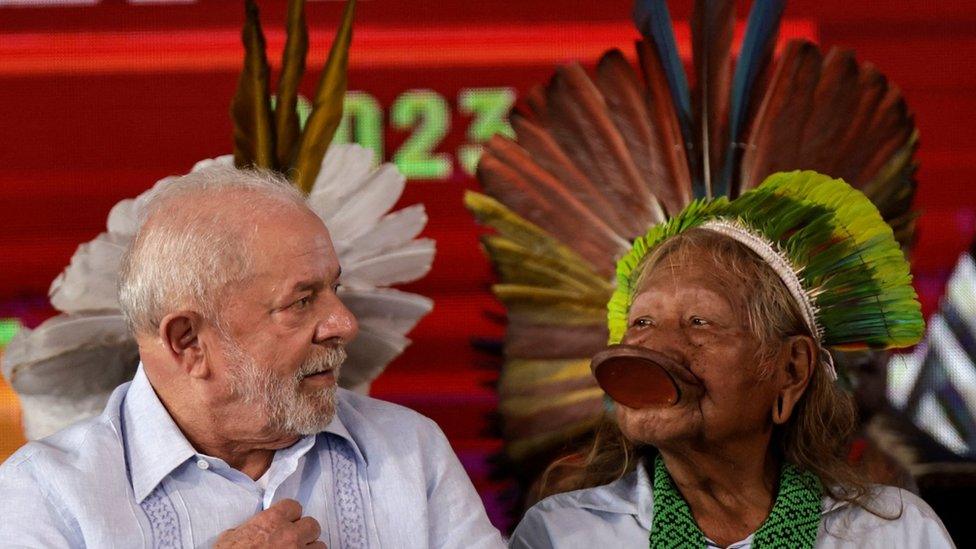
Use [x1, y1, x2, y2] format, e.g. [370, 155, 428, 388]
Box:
[293, 296, 313, 310]
[689, 316, 710, 326]
[630, 316, 653, 328]
[331, 283, 342, 293]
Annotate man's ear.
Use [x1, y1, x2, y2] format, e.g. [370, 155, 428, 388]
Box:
[771, 335, 816, 425]
[158, 311, 209, 379]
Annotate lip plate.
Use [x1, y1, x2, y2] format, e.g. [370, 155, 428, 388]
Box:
[591, 345, 685, 409]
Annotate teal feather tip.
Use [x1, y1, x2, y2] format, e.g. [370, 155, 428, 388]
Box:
[607, 170, 924, 354]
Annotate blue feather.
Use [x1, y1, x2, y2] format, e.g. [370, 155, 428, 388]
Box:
[633, 0, 700, 197]
[715, 0, 787, 198]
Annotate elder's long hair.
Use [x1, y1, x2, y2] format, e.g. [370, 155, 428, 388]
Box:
[536, 229, 873, 510]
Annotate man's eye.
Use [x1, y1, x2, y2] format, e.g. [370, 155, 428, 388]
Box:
[689, 316, 710, 327]
[331, 283, 342, 293]
[293, 296, 312, 310]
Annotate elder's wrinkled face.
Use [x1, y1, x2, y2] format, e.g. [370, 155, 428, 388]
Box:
[615, 252, 783, 450]
[213, 206, 358, 436]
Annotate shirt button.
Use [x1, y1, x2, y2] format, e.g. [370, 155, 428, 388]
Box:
[196, 459, 210, 470]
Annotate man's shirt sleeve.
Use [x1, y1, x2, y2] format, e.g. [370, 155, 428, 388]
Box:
[421, 416, 507, 549]
[0, 452, 80, 548]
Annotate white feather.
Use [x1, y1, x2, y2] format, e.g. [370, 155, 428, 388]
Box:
[105, 198, 140, 236]
[106, 175, 177, 235]
[2, 313, 138, 399]
[319, 163, 406, 245]
[341, 239, 435, 289]
[340, 288, 433, 335]
[341, 325, 409, 389]
[10, 146, 435, 436]
[18, 392, 116, 440]
[191, 154, 234, 173]
[49, 232, 128, 313]
[337, 204, 428, 260]
[307, 145, 376, 220]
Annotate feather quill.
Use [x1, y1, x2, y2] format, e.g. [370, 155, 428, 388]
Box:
[633, 0, 697, 195]
[545, 64, 664, 232]
[479, 136, 627, 269]
[339, 288, 433, 335]
[720, 0, 786, 197]
[691, 0, 734, 197]
[231, 0, 276, 169]
[595, 49, 688, 216]
[739, 40, 823, 190]
[635, 39, 693, 213]
[321, 163, 405, 244]
[275, 0, 309, 170]
[293, 0, 356, 193]
[340, 239, 435, 289]
[338, 204, 428, 260]
[509, 113, 629, 235]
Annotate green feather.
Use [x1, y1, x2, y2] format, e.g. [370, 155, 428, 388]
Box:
[608, 171, 924, 353]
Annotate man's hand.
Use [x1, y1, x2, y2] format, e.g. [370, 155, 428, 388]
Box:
[214, 499, 325, 548]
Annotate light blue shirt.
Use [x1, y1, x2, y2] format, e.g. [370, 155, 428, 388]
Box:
[510, 459, 955, 548]
[0, 366, 505, 548]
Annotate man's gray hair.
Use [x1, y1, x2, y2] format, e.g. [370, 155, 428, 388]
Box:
[118, 165, 308, 336]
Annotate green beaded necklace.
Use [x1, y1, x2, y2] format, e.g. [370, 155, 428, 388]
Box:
[649, 454, 823, 548]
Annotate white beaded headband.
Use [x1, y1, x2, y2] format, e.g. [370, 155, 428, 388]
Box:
[700, 218, 838, 380]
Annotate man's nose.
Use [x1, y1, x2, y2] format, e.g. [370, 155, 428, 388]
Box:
[313, 293, 359, 345]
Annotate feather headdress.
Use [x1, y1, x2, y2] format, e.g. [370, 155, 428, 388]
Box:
[608, 170, 923, 372]
[2, 0, 434, 439]
[466, 0, 919, 482]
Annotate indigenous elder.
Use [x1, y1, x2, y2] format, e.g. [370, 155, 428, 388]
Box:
[510, 172, 954, 548]
[0, 167, 504, 548]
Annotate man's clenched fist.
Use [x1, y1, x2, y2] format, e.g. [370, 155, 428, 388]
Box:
[215, 499, 325, 548]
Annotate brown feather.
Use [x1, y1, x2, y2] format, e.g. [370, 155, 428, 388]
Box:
[851, 88, 914, 186]
[740, 40, 823, 190]
[478, 138, 626, 272]
[691, 0, 734, 195]
[524, 84, 549, 122]
[231, 0, 276, 169]
[275, 0, 309, 171]
[796, 48, 862, 176]
[825, 63, 889, 184]
[545, 63, 664, 234]
[510, 113, 630, 236]
[595, 49, 690, 216]
[635, 40, 693, 213]
[504, 322, 608, 360]
[293, 0, 355, 194]
[502, 394, 603, 441]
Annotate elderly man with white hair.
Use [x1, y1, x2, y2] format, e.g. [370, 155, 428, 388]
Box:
[0, 167, 504, 548]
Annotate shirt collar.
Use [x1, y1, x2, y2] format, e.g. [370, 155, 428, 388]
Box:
[571, 456, 853, 529]
[573, 457, 655, 530]
[324, 391, 369, 467]
[122, 364, 197, 503]
[122, 367, 370, 502]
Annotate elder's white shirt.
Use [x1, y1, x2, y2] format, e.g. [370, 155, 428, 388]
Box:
[510, 458, 954, 548]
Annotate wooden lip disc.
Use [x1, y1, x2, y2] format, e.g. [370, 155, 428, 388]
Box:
[591, 344, 680, 409]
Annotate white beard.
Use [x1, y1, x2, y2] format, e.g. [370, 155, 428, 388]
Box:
[223, 340, 346, 436]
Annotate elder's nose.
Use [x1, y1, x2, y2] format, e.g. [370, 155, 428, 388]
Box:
[621, 321, 690, 367]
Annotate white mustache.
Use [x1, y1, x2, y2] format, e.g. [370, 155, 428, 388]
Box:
[297, 346, 347, 379]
